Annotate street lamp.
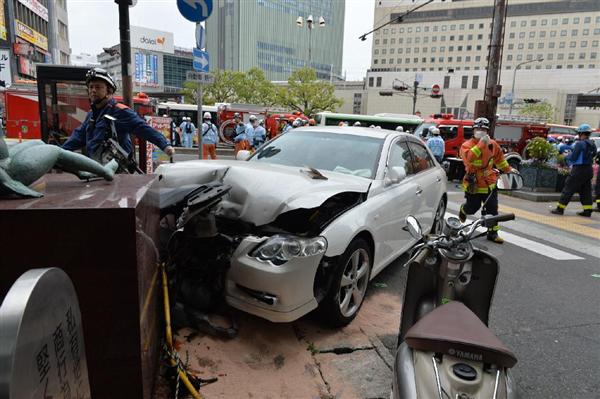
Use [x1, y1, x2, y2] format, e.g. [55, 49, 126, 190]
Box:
[296, 14, 325, 68]
[509, 57, 543, 115]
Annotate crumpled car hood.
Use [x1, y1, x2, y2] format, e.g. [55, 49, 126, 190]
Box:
[156, 160, 371, 226]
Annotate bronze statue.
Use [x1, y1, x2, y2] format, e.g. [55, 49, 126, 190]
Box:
[0, 138, 117, 198]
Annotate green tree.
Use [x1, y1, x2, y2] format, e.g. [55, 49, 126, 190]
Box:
[277, 67, 343, 117]
[237, 67, 278, 107]
[183, 69, 246, 105]
[518, 102, 556, 123]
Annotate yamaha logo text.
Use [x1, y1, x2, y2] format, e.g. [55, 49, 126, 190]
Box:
[448, 348, 483, 362]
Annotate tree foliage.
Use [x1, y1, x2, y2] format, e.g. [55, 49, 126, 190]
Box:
[519, 102, 556, 123]
[182, 67, 343, 117]
[276, 68, 344, 117]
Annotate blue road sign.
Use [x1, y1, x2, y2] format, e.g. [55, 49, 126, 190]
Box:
[177, 0, 213, 23]
[193, 48, 209, 72]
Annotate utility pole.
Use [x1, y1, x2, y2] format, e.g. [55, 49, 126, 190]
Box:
[412, 79, 419, 115]
[115, 0, 145, 169]
[474, 0, 507, 137]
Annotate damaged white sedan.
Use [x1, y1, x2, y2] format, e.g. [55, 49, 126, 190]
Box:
[156, 127, 447, 326]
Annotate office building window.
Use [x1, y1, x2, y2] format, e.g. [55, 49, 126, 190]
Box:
[509, 33, 515, 39]
[469, 24, 474, 29]
[440, 46, 445, 52]
[557, 53, 564, 60]
[518, 43, 524, 50]
[376, 77, 382, 87]
[382, 49, 387, 55]
[531, 20, 537, 27]
[572, 30, 578, 36]
[517, 54, 523, 61]
[425, 26, 429, 32]
[458, 46, 463, 51]
[475, 55, 481, 61]
[416, 27, 421, 32]
[448, 56, 453, 62]
[472, 75, 479, 89]
[573, 17, 580, 24]
[433, 26, 438, 32]
[400, 28, 404, 33]
[397, 58, 402, 64]
[398, 48, 403, 54]
[467, 34, 473, 40]
[432, 47, 436, 53]
[560, 30, 567, 36]
[391, 38, 396, 44]
[424, 37, 429, 43]
[459, 35, 464, 41]
[510, 21, 517, 28]
[579, 53, 585, 59]
[374, 59, 378, 64]
[594, 41, 599, 47]
[368, 77, 374, 87]
[569, 41, 576, 48]
[450, 25, 456, 31]
[589, 64, 596, 68]
[568, 53, 575, 60]
[552, 18, 558, 25]
[540, 31, 546, 38]
[383, 39, 387, 44]
[528, 43, 534, 49]
[541, 19, 548, 26]
[407, 38, 412, 44]
[408, 27, 412, 33]
[383, 29, 388, 34]
[374, 49, 379, 55]
[375, 39, 379, 45]
[507, 54, 513, 61]
[479, 23, 484, 29]
[550, 31, 557, 37]
[562, 18, 569, 24]
[406, 48, 411, 54]
[477, 34, 483, 40]
[527, 54, 533, 60]
[457, 56, 462, 62]
[450, 35, 455, 41]
[459, 24, 465, 30]
[443, 75, 450, 89]
[476, 45, 482, 51]
[549, 42, 555, 48]
[519, 32, 525, 38]
[583, 29, 589, 36]
[389, 58, 394, 64]
[559, 42, 565, 48]
[432, 36, 437, 42]
[414, 48, 419, 53]
[592, 53, 598, 59]
[538, 43, 544, 49]
[415, 37, 421, 44]
[529, 32, 535, 38]
[584, 16, 591, 23]
[547, 53, 554, 60]
[461, 76, 468, 89]
[449, 46, 454, 52]
[390, 49, 395, 54]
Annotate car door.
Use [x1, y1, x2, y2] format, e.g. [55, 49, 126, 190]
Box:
[406, 140, 445, 232]
[369, 139, 421, 274]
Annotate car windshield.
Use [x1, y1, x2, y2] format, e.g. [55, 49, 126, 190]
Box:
[413, 123, 434, 138]
[249, 130, 384, 179]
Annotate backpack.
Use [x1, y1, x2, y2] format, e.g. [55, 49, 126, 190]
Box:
[185, 122, 193, 134]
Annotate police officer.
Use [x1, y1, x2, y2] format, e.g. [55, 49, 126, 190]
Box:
[63, 68, 174, 162]
[426, 126, 445, 163]
[551, 124, 596, 217]
[594, 145, 600, 212]
[253, 119, 267, 149]
[459, 117, 513, 243]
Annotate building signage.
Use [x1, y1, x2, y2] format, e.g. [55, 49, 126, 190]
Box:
[18, 55, 35, 77]
[0, 0, 7, 41]
[131, 26, 174, 54]
[15, 19, 48, 51]
[17, 0, 48, 21]
[0, 49, 11, 87]
[134, 52, 159, 86]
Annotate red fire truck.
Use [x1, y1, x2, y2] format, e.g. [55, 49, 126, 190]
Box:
[415, 113, 549, 179]
[2, 83, 154, 142]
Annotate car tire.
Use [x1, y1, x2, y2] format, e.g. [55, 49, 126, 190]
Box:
[431, 198, 446, 234]
[319, 238, 372, 327]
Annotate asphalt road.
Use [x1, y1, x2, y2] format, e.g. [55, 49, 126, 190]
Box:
[170, 183, 599, 399]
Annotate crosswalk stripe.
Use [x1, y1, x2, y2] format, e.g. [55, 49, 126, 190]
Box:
[445, 212, 584, 261]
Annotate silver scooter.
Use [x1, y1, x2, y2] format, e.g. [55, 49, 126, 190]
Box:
[392, 172, 523, 399]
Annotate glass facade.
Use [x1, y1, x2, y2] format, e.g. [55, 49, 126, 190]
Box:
[206, 0, 344, 81]
[163, 54, 193, 90]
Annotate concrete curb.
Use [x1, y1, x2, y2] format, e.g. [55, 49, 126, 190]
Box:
[500, 190, 579, 202]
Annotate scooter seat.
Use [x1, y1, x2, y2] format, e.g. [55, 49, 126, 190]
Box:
[405, 301, 517, 368]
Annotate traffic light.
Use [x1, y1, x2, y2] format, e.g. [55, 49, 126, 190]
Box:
[523, 98, 540, 104]
[379, 91, 394, 96]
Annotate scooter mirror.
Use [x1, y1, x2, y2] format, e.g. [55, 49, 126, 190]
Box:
[497, 171, 524, 191]
[405, 216, 423, 240]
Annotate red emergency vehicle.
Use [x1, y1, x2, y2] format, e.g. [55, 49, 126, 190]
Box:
[2, 83, 154, 142]
[416, 113, 549, 179]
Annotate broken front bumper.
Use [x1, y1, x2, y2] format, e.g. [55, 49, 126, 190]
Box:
[225, 236, 324, 323]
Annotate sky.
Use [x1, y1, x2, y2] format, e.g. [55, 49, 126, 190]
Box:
[66, 0, 376, 80]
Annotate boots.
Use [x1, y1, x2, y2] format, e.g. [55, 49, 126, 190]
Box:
[487, 232, 504, 244]
[550, 207, 564, 215]
[459, 206, 467, 223]
[577, 209, 592, 217]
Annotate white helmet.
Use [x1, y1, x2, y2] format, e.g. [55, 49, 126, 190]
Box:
[395, 126, 404, 132]
[429, 127, 440, 135]
[249, 114, 258, 122]
[353, 121, 361, 127]
[203, 112, 211, 119]
[292, 119, 301, 127]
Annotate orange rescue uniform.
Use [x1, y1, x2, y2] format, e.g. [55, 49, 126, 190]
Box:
[460, 138, 511, 193]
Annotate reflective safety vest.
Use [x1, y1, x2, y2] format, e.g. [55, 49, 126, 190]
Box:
[460, 138, 511, 194]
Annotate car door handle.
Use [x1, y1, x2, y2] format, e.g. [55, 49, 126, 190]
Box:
[436, 177, 442, 182]
[416, 188, 423, 195]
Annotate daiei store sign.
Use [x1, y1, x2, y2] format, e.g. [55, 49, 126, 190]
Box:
[15, 19, 48, 51]
[17, 0, 48, 21]
[131, 26, 174, 54]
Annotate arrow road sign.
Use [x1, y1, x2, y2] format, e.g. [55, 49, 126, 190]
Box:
[193, 48, 209, 72]
[186, 70, 214, 84]
[177, 0, 213, 23]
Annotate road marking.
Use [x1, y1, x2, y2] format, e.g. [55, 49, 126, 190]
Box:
[446, 213, 584, 261]
[498, 204, 600, 241]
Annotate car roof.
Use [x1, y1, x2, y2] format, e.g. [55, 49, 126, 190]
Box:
[293, 126, 410, 140]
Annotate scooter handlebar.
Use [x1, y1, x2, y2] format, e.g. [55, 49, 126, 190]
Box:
[483, 213, 515, 227]
[412, 246, 431, 266]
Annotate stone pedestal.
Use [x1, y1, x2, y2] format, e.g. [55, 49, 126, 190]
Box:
[0, 174, 161, 399]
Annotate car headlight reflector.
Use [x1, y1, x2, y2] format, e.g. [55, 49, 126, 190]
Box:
[252, 235, 327, 265]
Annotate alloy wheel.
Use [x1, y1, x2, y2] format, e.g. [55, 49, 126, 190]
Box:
[338, 248, 370, 317]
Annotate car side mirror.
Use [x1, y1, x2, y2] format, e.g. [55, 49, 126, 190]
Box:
[235, 150, 252, 161]
[385, 166, 407, 186]
[405, 216, 423, 240]
[497, 171, 523, 191]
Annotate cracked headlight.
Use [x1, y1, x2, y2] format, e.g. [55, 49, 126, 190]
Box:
[251, 235, 328, 265]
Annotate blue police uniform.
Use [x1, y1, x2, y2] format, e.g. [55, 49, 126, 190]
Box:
[427, 135, 445, 162]
[555, 138, 596, 214]
[202, 122, 218, 144]
[62, 98, 169, 158]
[253, 126, 267, 148]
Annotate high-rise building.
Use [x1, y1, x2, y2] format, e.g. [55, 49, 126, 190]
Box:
[4, 0, 71, 83]
[205, 0, 345, 81]
[97, 26, 192, 97]
[371, 0, 600, 73]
